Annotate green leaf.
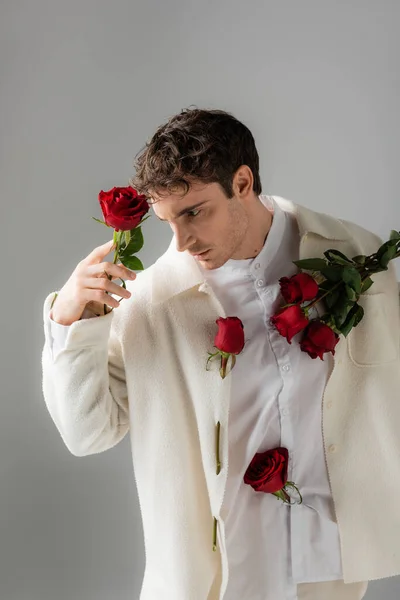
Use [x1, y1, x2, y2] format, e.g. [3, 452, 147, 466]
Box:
[324, 249, 354, 265]
[120, 227, 144, 256]
[320, 265, 345, 282]
[120, 255, 144, 271]
[342, 266, 362, 294]
[344, 284, 357, 301]
[352, 255, 366, 265]
[353, 304, 364, 327]
[318, 279, 337, 291]
[360, 277, 373, 293]
[292, 258, 328, 271]
[137, 214, 151, 227]
[376, 239, 398, 263]
[92, 216, 110, 227]
[339, 313, 357, 337]
[325, 289, 340, 309]
[331, 293, 355, 328]
[379, 244, 397, 268]
[389, 230, 400, 241]
[339, 303, 364, 336]
[124, 230, 131, 246]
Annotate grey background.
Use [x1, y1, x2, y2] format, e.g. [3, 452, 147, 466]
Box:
[1, 0, 399, 598]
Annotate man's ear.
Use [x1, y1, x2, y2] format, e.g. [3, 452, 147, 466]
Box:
[233, 165, 254, 199]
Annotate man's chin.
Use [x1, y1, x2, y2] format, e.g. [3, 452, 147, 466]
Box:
[199, 256, 227, 270]
[195, 256, 214, 269]
[189, 249, 228, 269]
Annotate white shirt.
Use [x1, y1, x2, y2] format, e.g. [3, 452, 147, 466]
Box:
[197, 196, 343, 599]
[49, 195, 343, 600]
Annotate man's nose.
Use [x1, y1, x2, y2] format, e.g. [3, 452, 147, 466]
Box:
[174, 226, 194, 253]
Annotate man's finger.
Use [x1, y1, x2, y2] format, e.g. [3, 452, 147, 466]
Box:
[84, 239, 116, 263]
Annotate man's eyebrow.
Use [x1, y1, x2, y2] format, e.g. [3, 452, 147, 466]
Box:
[156, 200, 209, 222]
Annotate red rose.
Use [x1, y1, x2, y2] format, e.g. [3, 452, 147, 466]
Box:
[214, 317, 245, 355]
[270, 305, 310, 343]
[279, 272, 319, 304]
[99, 186, 149, 231]
[244, 447, 289, 493]
[206, 317, 245, 379]
[300, 320, 340, 360]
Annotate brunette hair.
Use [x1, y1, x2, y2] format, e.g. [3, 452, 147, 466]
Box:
[129, 106, 262, 200]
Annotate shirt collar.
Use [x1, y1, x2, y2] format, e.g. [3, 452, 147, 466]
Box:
[150, 195, 351, 305]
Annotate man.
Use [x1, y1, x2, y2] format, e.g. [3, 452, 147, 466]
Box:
[41, 107, 400, 600]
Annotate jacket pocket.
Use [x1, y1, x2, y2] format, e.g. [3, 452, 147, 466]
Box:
[348, 292, 398, 366]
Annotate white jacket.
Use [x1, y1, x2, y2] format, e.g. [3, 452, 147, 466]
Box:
[41, 197, 400, 599]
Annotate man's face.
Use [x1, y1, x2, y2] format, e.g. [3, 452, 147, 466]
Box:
[150, 180, 250, 270]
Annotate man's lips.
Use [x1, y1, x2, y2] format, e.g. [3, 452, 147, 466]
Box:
[191, 249, 210, 258]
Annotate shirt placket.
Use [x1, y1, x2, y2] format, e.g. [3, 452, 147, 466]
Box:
[255, 268, 299, 595]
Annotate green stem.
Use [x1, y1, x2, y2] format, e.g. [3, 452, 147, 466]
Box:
[213, 517, 217, 552]
[278, 243, 400, 334]
[104, 232, 120, 315]
[304, 280, 343, 311]
[216, 422, 221, 474]
[306, 245, 400, 314]
[206, 351, 219, 371]
[50, 292, 58, 309]
[304, 256, 383, 314]
[273, 488, 291, 503]
[358, 248, 400, 277]
[285, 481, 303, 504]
[220, 355, 228, 379]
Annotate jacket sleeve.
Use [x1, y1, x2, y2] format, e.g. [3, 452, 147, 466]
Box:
[49, 306, 101, 360]
[41, 291, 130, 456]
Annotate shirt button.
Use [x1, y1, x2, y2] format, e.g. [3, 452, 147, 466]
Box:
[257, 279, 264, 287]
[327, 400, 333, 409]
[328, 444, 337, 453]
[282, 364, 291, 371]
[281, 408, 288, 416]
[255, 263, 261, 269]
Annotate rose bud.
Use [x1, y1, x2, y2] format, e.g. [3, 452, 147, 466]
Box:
[99, 185, 149, 232]
[270, 305, 310, 343]
[214, 317, 245, 355]
[279, 272, 319, 304]
[207, 316, 245, 379]
[300, 320, 340, 360]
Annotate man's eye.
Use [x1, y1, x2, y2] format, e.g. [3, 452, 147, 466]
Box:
[187, 209, 201, 218]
